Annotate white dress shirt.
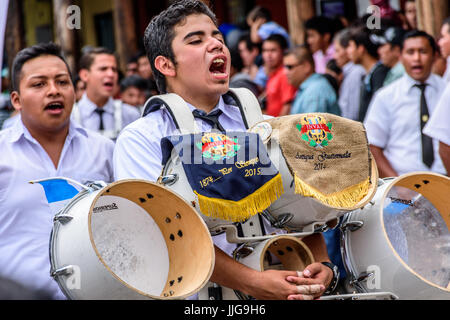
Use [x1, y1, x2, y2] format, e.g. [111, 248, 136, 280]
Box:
[338, 62, 366, 120]
[0, 119, 114, 299]
[364, 74, 446, 175]
[423, 83, 450, 148]
[75, 93, 140, 133]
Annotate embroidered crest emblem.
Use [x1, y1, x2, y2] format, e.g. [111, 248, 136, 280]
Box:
[196, 133, 241, 160]
[296, 115, 333, 148]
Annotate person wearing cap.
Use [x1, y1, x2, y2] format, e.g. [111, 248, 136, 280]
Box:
[377, 27, 406, 86]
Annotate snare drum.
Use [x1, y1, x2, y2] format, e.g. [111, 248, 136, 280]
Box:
[50, 179, 215, 300]
[341, 172, 450, 299]
[199, 235, 315, 300]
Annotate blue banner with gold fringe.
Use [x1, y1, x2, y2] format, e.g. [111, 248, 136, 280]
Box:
[161, 132, 283, 222]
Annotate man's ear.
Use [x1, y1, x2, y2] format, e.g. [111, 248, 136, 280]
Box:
[79, 69, 89, 83]
[10, 91, 22, 111]
[154, 56, 176, 77]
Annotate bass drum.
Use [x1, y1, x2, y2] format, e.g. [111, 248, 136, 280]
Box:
[50, 179, 215, 300]
[341, 172, 450, 299]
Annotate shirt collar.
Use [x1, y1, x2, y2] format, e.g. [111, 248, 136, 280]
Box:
[79, 93, 115, 115]
[403, 73, 435, 94]
[187, 95, 244, 124]
[9, 117, 88, 144]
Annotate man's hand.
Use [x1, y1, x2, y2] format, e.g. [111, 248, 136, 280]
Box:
[285, 263, 334, 300]
[242, 269, 323, 300]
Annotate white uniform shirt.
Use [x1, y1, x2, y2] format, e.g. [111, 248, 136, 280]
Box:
[114, 95, 274, 256]
[364, 74, 446, 175]
[0, 120, 114, 299]
[76, 93, 140, 132]
[339, 62, 366, 120]
[423, 83, 450, 147]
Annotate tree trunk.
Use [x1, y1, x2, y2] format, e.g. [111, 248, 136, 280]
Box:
[416, 0, 449, 38]
[52, 0, 81, 74]
[286, 0, 315, 46]
[112, 0, 138, 74]
[5, 0, 25, 75]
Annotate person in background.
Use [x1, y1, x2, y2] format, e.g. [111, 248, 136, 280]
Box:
[136, 51, 159, 96]
[125, 55, 139, 77]
[75, 47, 140, 139]
[365, 31, 447, 178]
[377, 27, 406, 86]
[262, 34, 297, 117]
[237, 33, 261, 81]
[305, 16, 337, 74]
[333, 29, 366, 121]
[246, 6, 291, 47]
[285, 45, 340, 116]
[438, 17, 450, 82]
[324, 59, 342, 95]
[347, 26, 389, 122]
[119, 75, 149, 110]
[73, 75, 86, 102]
[403, 0, 418, 30]
[229, 49, 260, 97]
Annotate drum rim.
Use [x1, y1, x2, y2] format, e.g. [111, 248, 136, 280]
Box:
[87, 179, 216, 300]
[258, 235, 315, 271]
[379, 172, 450, 293]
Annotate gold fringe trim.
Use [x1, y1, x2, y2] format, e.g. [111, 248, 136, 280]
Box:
[294, 174, 370, 209]
[194, 173, 284, 222]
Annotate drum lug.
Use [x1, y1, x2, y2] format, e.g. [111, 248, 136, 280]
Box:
[314, 224, 330, 233]
[261, 211, 293, 229]
[54, 215, 73, 224]
[340, 220, 364, 232]
[51, 265, 75, 278]
[350, 271, 374, 286]
[160, 174, 179, 186]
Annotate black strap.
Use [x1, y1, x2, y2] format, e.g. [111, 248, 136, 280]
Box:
[94, 108, 105, 131]
[192, 109, 226, 133]
[414, 84, 434, 168]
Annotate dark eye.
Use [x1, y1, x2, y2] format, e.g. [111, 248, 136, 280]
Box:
[189, 39, 202, 45]
[32, 82, 44, 88]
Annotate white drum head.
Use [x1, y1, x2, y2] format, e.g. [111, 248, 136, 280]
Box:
[382, 173, 450, 292]
[88, 180, 215, 299]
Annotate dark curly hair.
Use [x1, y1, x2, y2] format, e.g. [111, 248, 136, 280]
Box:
[143, 0, 217, 94]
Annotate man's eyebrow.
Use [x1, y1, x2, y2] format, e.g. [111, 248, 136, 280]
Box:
[183, 30, 205, 41]
[28, 73, 70, 80]
[183, 29, 223, 41]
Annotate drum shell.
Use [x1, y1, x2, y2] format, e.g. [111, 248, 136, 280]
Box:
[50, 180, 215, 300]
[51, 190, 153, 300]
[342, 176, 450, 300]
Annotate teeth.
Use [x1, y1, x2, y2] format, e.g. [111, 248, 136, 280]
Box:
[213, 58, 224, 64]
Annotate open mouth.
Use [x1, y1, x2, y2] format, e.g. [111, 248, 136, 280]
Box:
[209, 57, 227, 77]
[103, 81, 115, 89]
[44, 102, 64, 111]
[411, 65, 424, 72]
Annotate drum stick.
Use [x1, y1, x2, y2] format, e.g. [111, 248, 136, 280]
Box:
[447, 282, 450, 290]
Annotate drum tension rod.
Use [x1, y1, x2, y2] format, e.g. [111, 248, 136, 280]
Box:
[54, 215, 73, 224]
[340, 221, 364, 232]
